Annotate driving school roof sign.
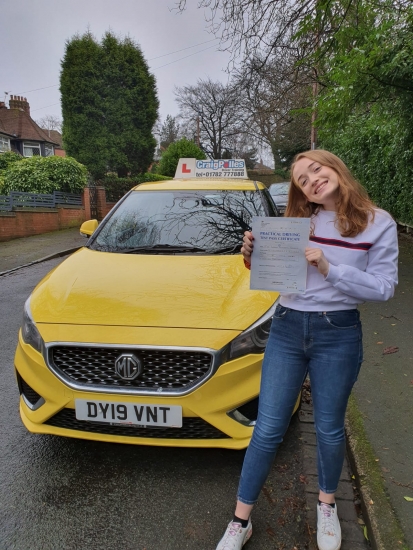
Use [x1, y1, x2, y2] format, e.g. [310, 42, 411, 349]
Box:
[175, 158, 247, 179]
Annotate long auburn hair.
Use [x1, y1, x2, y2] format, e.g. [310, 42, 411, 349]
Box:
[285, 150, 375, 237]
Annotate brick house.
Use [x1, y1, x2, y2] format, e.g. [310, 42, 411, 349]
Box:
[44, 129, 66, 157]
[0, 123, 15, 155]
[0, 96, 59, 157]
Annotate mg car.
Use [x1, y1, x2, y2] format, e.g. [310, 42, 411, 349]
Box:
[15, 159, 298, 449]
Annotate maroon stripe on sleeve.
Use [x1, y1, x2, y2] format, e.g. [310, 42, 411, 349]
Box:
[310, 235, 372, 251]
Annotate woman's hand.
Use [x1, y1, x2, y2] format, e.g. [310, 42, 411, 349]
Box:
[305, 247, 330, 276]
[241, 231, 254, 263]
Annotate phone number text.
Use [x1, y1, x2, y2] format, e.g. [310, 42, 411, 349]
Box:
[195, 171, 244, 177]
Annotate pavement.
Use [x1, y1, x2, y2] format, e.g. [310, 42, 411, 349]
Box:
[0, 227, 86, 274]
[298, 386, 369, 549]
[349, 233, 413, 550]
[1, 227, 411, 550]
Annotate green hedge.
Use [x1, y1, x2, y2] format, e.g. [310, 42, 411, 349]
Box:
[158, 138, 206, 177]
[100, 173, 172, 202]
[0, 151, 23, 171]
[0, 152, 23, 193]
[2, 155, 88, 194]
[320, 108, 413, 226]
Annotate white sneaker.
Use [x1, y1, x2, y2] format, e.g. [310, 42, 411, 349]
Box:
[216, 519, 252, 550]
[317, 502, 341, 550]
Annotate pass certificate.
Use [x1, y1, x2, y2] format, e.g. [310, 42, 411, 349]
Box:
[250, 217, 311, 293]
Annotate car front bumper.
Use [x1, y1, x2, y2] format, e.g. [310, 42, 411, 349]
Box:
[15, 330, 265, 449]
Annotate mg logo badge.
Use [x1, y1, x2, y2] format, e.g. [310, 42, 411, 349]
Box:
[115, 353, 143, 380]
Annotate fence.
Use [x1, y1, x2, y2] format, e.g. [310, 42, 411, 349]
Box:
[0, 191, 82, 212]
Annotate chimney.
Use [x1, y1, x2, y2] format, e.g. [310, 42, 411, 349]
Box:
[9, 95, 30, 116]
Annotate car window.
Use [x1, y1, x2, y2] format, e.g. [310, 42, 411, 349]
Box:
[269, 183, 290, 196]
[90, 189, 278, 253]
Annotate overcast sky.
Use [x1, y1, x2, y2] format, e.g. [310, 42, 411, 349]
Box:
[0, 0, 231, 125]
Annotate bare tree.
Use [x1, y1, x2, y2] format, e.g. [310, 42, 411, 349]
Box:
[176, 0, 370, 67]
[153, 115, 182, 160]
[176, 0, 413, 154]
[175, 78, 243, 158]
[160, 115, 181, 150]
[175, 0, 317, 150]
[176, 0, 412, 79]
[223, 132, 259, 168]
[235, 53, 312, 167]
[36, 115, 62, 135]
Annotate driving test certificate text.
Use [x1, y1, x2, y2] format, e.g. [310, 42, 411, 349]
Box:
[250, 217, 311, 293]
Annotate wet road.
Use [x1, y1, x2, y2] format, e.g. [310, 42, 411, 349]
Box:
[0, 259, 310, 550]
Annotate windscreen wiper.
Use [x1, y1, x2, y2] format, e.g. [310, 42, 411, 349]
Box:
[207, 243, 242, 254]
[120, 244, 207, 254]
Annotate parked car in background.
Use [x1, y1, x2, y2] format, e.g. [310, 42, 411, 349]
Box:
[269, 182, 290, 215]
[15, 158, 301, 450]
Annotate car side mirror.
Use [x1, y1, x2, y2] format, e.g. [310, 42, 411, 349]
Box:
[80, 219, 99, 237]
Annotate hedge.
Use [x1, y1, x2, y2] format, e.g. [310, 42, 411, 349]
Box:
[2, 155, 88, 194]
[158, 138, 206, 177]
[0, 152, 23, 193]
[0, 151, 23, 171]
[320, 108, 413, 226]
[100, 173, 172, 202]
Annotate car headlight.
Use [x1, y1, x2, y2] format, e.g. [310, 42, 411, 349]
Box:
[229, 299, 278, 360]
[21, 297, 44, 353]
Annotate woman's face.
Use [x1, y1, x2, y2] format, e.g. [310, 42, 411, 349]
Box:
[293, 157, 340, 211]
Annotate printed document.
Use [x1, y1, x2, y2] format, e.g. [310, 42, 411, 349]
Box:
[250, 217, 311, 293]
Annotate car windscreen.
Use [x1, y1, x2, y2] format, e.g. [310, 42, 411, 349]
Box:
[89, 189, 278, 254]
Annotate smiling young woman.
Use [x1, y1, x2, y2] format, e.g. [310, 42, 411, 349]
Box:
[216, 149, 398, 550]
[287, 149, 376, 237]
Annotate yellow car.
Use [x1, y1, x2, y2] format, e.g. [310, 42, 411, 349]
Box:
[15, 159, 295, 449]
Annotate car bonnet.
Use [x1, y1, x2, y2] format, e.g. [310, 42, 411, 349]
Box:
[30, 248, 277, 331]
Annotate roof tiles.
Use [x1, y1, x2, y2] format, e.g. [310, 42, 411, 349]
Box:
[0, 105, 59, 145]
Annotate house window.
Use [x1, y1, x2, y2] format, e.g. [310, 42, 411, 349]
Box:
[23, 142, 41, 157]
[0, 136, 10, 153]
[44, 143, 54, 157]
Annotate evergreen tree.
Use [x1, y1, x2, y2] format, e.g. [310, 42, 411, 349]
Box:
[60, 31, 158, 178]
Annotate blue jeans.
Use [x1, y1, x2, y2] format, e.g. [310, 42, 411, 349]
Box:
[237, 305, 363, 504]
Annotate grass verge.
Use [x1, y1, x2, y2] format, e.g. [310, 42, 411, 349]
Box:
[345, 393, 408, 550]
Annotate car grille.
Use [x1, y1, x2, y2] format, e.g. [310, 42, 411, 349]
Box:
[48, 346, 213, 394]
[44, 409, 229, 439]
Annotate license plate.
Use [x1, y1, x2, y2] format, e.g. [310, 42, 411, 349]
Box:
[75, 399, 182, 427]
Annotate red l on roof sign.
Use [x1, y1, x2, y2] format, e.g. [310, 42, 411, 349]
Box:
[175, 158, 196, 178]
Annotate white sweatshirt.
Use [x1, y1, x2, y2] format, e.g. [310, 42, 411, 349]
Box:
[279, 208, 398, 312]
